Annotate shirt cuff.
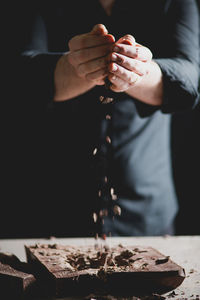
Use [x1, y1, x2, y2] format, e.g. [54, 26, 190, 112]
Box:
[155, 58, 200, 113]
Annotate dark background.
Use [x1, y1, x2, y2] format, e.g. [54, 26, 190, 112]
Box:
[172, 102, 200, 235]
[1, 2, 200, 238]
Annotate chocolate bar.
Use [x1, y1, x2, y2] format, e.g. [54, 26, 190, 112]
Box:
[25, 243, 185, 297]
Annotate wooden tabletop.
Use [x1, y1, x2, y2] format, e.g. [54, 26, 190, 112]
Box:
[0, 235, 200, 299]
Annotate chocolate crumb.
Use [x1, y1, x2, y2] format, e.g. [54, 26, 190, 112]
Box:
[99, 96, 114, 104]
[93, 148, 98, 155]
[113, 205, 121, 216]
[102, 234, 107, 240]
[155, 256, 170, 265]
[93, 212, 98, 223]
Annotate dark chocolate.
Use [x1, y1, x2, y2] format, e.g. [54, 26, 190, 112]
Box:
[0, 261, 36, 299]
[25, 243, 185, 297]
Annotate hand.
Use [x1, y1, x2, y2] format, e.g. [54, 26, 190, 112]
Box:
[107, 35, 153, 92]
[68, 24, 115, 85]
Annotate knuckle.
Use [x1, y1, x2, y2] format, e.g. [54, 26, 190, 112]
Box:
[128, 75, 134, 84]
[85, 73, 93, 80]
[68, 36, 78, 50]
[124, 34, 135, 44]
[117, 55, 124, 64]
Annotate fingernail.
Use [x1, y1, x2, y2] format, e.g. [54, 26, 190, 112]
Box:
[112, 54, 117, 61]
[112, 64, 118, 71]
[113, 46, 120, 52]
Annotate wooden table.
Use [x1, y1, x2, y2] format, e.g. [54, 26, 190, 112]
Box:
[0, 235, 200, 299]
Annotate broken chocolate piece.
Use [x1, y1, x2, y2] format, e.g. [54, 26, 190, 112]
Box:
[25, 243, 185, 297]
[0, 261, 36, 298]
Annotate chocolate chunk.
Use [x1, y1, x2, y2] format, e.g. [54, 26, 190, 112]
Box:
[0, 261, 36, 298]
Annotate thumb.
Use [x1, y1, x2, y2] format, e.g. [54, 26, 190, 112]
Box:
[117, 34, 135, 46]
[91, 24, 108, 36]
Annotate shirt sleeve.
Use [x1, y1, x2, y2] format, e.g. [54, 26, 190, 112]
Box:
[14, 4, 63, 112]
[154, 0, 200, 113]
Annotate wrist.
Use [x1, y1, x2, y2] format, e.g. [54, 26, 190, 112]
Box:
[53, 53, 94, 102]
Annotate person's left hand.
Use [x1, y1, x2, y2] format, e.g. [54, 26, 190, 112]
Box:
[107, 35, 153, 92]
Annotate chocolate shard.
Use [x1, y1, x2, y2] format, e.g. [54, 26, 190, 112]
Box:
[0, 261, 36, 299]
[25, 244, 185, 298]
[0, 251, 22, 268]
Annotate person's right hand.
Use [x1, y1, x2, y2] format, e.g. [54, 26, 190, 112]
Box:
[54, 24, 115, 102]
[68, 24, 115, 86]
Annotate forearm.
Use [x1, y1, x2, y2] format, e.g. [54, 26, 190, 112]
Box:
[126, 60, 163, 106]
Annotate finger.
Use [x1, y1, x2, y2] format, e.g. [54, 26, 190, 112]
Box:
[91, 24, 108, 36]
[109, 62, 143, 85]
[77, 56, 108, 77]
[86, 67, 108, 82]
[108, 72, 140, 92]
[68, 33, 114, 52]
[69, 43, 113, 66]
[113, 43, 152, 62]
[108, 74, 130, 92]
[135, 44, 153, 61]
[110, 53, 148, 76]
[117, 34, 135, 46]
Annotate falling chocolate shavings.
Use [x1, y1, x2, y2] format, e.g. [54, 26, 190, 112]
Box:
[99, 96, 114, 104]
[93, 212, 98, 223]
[113, 205, 121, 215]
[102, 234, 107, 240]
[99, 209, 108, 217]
